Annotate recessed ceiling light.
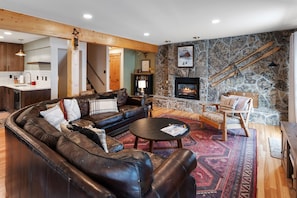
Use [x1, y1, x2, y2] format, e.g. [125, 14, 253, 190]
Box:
[212, 19, 220, 24]
[83, 13, 93, 19]
[0, 36, 4, 39]
[144, 32, 150, 36]
[4, 31, 12, 35]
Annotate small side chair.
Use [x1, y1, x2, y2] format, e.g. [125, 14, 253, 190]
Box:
[199, 95, 253, 141]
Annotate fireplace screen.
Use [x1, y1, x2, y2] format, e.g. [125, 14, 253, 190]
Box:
[175, 77, 199, 100]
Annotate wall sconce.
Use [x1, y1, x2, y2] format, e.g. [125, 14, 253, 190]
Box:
[138, 80, 146, 96]
[268, 61, 278, 67]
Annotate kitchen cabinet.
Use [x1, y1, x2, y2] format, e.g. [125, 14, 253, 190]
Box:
[2, 87, 51, 112]
[3, 87, 15, 113]
[20, 89, 51, 108]
[0, 87, 3, 110]
[0, 42, 24, 71]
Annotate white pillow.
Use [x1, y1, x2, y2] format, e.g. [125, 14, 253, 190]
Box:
[89, 98, 119, 115]
[220, 95, 238, 110]
[40, 105, 68, 131]
[63, 99, 81, 122]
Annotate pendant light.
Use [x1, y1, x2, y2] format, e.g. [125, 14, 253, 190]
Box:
[15, 39, 26, 56]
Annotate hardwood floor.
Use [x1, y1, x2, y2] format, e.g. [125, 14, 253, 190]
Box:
[0, 107, 292, 197]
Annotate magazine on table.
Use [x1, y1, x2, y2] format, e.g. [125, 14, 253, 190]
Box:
[160, 124, 187, 136]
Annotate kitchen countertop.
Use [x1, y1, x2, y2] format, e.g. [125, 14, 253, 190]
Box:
[4, 84, 51, 91]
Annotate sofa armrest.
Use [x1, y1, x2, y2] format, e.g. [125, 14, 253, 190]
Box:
[126, 96, 145, 106]
[148, 149, 197, 197]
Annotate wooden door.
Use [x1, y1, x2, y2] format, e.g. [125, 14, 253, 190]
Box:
[109, 53, 121, 90]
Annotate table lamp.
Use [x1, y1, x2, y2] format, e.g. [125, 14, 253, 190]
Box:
[138, 80, 146, 96]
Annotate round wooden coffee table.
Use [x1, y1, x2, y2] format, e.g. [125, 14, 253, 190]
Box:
[129, 117, 190, 152]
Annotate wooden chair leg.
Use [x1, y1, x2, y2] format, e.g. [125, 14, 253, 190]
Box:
[239, 114, 250, 137]
[200, 121, 205, 129]
[222, 128, 227, 141]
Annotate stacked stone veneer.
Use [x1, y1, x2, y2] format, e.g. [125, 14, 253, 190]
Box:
[154, 30, 296, 125]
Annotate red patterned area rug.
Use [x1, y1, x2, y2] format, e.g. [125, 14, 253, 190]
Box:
[115, 115, 257, 198]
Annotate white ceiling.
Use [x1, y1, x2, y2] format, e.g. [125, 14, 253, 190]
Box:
[1, 0, 297, 45]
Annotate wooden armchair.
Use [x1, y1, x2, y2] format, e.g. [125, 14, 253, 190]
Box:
[199, 95, 253, 141]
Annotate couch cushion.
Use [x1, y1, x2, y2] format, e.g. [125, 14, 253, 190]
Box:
[56, 132, 153, 198]
[89, 98, 119, 115]
[16, 105, 42, 127]
[85, 112, 124, 128]
[24, 117, 62, 149]
[119, 105, 145, 119]
[116, 88, 128, 106]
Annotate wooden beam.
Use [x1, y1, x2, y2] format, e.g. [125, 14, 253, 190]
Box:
[0, 9, 158, 53]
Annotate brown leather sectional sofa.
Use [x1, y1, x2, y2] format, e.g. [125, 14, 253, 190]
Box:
[5, 88, 197, 198]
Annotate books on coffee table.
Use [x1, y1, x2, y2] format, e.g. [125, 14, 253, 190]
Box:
[161, 124, 187, 136]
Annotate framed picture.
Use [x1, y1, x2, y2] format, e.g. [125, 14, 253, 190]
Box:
[177, 45, 194, 67]
[141, 59, 150, 72]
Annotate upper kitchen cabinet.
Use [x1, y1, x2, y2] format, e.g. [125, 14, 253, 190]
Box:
[0, 42, 24, 71]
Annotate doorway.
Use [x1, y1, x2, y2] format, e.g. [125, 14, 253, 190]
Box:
[109, 53, 121, 90]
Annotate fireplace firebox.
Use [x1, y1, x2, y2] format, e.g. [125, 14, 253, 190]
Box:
[175, 77, 199, 100]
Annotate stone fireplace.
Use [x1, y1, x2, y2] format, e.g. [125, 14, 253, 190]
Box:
[175, 77, 199, 100]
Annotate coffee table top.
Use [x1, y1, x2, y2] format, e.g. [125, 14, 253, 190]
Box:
[129, 117, 190, 141]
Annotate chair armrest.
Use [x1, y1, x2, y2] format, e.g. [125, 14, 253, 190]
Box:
[149, 149, 197, 197]
[126, 96, 145, 106]
[220, 109, 250, 114]
[200, 102, 220, 112]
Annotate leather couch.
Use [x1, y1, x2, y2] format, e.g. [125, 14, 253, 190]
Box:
[4, 88, 197, 198]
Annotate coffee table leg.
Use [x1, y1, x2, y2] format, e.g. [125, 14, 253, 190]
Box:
[134, 136, 139, 149]
[177, 139, 183, 148]
[149, 141, 153, 152]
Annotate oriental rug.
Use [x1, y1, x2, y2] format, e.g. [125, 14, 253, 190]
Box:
[115, 115, 257, 198]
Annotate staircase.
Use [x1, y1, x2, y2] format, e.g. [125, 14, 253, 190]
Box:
[80, 79, 96, 96]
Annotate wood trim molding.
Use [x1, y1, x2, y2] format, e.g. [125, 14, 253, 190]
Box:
[0, 9, 158, 53]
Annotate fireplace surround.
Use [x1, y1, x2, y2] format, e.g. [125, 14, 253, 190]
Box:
[175, 77, 200, 100]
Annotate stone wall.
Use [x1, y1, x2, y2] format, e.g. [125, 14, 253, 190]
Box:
[154, 30, 296, 125]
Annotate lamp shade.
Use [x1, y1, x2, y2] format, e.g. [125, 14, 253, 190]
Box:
[15, 49, 26, 56]
[138, 80, 146, 88]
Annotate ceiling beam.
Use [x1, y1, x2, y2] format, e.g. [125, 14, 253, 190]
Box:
[0, 9, 158, 53]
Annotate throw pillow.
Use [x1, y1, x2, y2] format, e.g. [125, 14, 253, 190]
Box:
[40, 104, 68, 131]
[85, 126, 108, 153]
[63, 99, 81, 122]
[220, 95, 238, 111]
[89, 98, 118, 115]
[69, 124, 109, 153]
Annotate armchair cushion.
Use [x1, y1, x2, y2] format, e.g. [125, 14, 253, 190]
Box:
[201, 112, 241, 124]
